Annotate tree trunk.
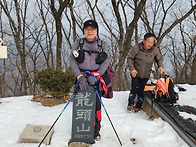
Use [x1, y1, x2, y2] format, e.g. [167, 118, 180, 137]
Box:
[50, 0, 70, 70]
[56, 19, 62, 70]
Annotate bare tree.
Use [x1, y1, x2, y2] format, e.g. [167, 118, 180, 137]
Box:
[48, 0, 70, 70]
[62, 0, 77, 44]
[35, 0, 56, 69]
[167, 19, 196, 84]
[0, 0, 33, 95]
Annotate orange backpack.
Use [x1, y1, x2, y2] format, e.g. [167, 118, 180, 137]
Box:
[154, 75, 179, 103]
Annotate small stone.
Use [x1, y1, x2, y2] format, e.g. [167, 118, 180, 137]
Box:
[130, 138, 136, 144]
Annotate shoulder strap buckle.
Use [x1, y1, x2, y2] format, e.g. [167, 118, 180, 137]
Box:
[79, 38, 85, 49]
[97, 39, 102, 53]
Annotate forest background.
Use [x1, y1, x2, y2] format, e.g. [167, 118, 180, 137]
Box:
[0, 0, 195, 97]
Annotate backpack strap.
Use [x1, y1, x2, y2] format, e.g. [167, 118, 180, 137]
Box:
[97, 39, 102, 53]
[79, 38, 85, 50]
[165, 76, 173, 98]
[165, 77, 169, 98]
[79, 38, 102, 54]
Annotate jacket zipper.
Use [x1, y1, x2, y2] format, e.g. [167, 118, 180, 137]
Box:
[141, 53, 147, 78]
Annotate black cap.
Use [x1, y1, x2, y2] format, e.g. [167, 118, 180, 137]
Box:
[83, 20, 98, 34]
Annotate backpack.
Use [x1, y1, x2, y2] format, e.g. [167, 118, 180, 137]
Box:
[154, 75, 179, 104]
[99, 64, 115, 98]
[78, 38, 115, 98]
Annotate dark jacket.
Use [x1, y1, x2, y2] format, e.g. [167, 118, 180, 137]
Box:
[127, 42, 163, 78]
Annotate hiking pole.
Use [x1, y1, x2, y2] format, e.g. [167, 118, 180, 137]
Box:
[95, 90, 123, 146]
[38, 89, 77, 147]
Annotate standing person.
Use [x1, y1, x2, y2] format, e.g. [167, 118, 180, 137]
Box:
[127, 33, 164, 112]
[69, 20, 110, 140]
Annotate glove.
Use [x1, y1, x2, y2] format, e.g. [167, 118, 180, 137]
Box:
[87, 75, 99, 85]
[78, 76, 89, 90]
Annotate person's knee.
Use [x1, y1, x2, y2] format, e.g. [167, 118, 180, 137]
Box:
[132, 86, 139, 94]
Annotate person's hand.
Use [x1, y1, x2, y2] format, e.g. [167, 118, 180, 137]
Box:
[87, 75, 99, 85]
[158, 67, 164, 75]
[131, 70, 138, 77]
[78, 76, 89, 90]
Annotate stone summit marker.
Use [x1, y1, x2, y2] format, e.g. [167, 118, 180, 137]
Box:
[71, 86, 96, 144]
[18, 124, 54, 145]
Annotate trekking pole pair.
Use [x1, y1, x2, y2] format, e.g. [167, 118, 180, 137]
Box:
[38, 87, 78, 147]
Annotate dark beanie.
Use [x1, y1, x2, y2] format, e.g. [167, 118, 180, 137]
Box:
[83, 20, 99, 34]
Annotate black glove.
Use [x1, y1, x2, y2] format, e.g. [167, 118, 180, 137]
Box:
[78, 76, 89, 90]
[87, 75, 99, 85]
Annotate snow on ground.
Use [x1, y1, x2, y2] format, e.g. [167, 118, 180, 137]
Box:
[0, 84, 195, 147]
[176, 84, 196, 108]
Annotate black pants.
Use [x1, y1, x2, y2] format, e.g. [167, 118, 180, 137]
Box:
[128, 76, 149, 107]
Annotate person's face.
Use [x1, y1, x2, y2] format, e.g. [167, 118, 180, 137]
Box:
[143, 37, 155, 50]
[84, 26, 97, 42]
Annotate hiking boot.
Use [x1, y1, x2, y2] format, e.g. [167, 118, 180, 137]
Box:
[94, 132, 101, 141]
[127, 105, 141, 112]
[127, 105, 134, 112]
[133, 106, 142, 112]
